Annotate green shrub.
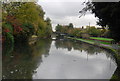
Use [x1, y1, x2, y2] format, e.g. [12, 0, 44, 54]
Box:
[2, 23, 14, 44]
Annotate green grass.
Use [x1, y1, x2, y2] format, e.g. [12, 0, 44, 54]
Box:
[98, 41, 111, 45]
[90, 37, 114, 41]
[89, 40, 111, 45]
[68, 37, 119, 56]
[68, 37, 111, 45]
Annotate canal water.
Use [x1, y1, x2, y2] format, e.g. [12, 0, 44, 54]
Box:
[2, 38, 117, 79]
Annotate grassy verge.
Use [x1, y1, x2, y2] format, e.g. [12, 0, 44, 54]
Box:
[90, 37, 114, 41]
[68, 37, 111, 45]
[85, 39, 111, 45]
[67, 37, 118, 54]
[68, 37, 94, 44]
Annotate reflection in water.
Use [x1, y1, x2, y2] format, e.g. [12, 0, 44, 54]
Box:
[33, 39, 117, 79]
[55, 39, 116, 61]
[2, 39, 52, 79]
[2, 38, 118, 79]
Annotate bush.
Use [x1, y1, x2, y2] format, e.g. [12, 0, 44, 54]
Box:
[81, 33, 90, 39]
[2, 23, 14, 44]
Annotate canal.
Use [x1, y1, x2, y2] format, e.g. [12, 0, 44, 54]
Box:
[2, 38, 117, 79]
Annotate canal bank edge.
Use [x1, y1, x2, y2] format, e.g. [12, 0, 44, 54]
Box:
[67, 37, 119, 54]
[67, 37, 120, 80]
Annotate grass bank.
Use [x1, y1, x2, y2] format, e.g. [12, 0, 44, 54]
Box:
[67, 37, 119, 55]
[90, 37, 114, 41]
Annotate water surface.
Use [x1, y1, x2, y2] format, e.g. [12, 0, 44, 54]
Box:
[2, 38, 117, 79]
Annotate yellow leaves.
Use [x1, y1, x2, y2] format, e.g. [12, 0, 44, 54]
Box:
[3, 2, 52, 38]
[14, 2, 45, 31]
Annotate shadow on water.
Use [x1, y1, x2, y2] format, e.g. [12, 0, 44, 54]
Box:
[2, 39, 52, 79]
[2, 37, 120, 79]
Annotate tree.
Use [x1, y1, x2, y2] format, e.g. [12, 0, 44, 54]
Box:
[68, 23, 74, 29]
[36, 5, 45, 19]
[55, 24, 62, 32]
[79, 2, 120, 42]
[2, 2, 52, 43]
[86, 26, 102, 37]
[45, 17, 52, 37]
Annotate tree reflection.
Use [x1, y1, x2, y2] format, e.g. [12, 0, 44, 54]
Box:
[55, 39, 116, 60]
[55, 38, 119, 80]
[3, 38, 119, 79]
[2, 39, 52, 79]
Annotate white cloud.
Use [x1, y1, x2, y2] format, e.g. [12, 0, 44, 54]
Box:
[38, 1, 100, 31]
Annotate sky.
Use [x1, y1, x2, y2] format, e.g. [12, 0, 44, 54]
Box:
[37, 0, 100, 31]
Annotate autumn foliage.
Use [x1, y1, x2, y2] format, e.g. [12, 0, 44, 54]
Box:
[2, 2, 52, 43]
